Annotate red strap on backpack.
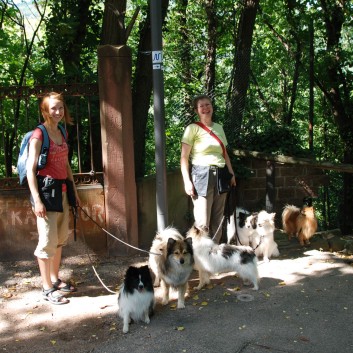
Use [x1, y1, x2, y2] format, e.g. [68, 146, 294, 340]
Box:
[194, 121, 226, 158]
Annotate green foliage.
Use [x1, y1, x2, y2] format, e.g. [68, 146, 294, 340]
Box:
[237, 122, 313, 157]
[1, 0, 353, 231]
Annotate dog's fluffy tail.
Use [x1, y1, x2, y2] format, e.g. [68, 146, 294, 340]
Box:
[282, 205, 300, 235]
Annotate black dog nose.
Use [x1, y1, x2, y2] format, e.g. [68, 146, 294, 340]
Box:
[180, 258, 184, 264]
[138, 284, 144, 290]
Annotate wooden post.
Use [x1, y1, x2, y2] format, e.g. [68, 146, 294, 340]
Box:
[266, 160, 275, 213]
[97, 45, 138, 255]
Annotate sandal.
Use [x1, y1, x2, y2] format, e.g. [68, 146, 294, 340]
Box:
[52, 278, 77, 293]
[42, 287, 69, 305]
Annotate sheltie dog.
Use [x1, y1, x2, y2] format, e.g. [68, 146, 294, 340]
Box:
[282, 199, 318, 246]
[186, 225, 259, 291]
[118, 265, 155, 334]
[251, 211, 279, 262]
[149, 227, 194, 309]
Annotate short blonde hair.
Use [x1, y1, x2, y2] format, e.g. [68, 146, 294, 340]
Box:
[40, 92, 73, 125]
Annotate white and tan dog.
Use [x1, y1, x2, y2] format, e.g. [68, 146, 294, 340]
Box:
[186, 225, 259, 291]
[149, 227, 194, 309]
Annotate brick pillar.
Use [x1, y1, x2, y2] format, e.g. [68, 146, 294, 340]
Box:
[97, 45, 138, 255]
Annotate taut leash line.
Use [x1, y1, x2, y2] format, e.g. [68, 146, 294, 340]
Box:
[77, 205, 161, 257]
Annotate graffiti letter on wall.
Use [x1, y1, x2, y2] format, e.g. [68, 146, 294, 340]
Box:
[11, 211, 23, 226]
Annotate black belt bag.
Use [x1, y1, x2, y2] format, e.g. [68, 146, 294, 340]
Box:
[32, 176, 65, 212]
[217, 167, 233, 194]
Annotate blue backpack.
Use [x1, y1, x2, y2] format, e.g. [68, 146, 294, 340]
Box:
[17, 124, 67, 185]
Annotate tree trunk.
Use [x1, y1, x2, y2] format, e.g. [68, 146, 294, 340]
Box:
[205, 0, 217, 97]
[226, 0, 259, 139]
[283, 0, 302, 126]
[60, 0, 92, 82]
[101, 0, 127, 45]
[175, 0, 193, 125]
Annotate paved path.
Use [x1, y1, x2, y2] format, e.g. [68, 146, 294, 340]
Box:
[1, 233, 352, 353]
[97, 240, 353, 353]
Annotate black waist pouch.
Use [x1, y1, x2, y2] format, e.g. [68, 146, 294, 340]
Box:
[31, 176, 65, 212]
[217, 167, 233, 194]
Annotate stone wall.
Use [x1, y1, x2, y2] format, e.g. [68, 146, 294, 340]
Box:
[235, 158, 328, 226]
[0, 158, 328, 261]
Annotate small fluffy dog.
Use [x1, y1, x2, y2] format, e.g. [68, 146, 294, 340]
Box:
[228, 208, 279, 262]
[118, 265, 155, 334]
[149, 227, 194, 309]
[186, 225, 259, 290]
[282, 201, 318, 246]
[251, 211, 279, 262]
[227, 207, 258, 245]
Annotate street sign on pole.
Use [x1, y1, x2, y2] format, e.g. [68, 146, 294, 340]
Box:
[150, 0, 168, 231]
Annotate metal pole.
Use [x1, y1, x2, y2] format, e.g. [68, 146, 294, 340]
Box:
[150, 0, 168, 231]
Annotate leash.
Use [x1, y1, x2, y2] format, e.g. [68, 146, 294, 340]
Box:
[74, 205, 162, 295]
[252, 235, 264, 251]
[77, 205, 162, 256]
[212, 215, 225, 242]
[78, 222, 117, 294]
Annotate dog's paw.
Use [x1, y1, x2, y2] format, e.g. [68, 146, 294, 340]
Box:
[177, 301, 185, 309]
[122, 325, 129, 334]
[161, 298, 169, 306]
[144, 317, 150, 324]
[193, 284, 203, 291]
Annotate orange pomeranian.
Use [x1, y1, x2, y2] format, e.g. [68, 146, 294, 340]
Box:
[282, 199, 318, 246]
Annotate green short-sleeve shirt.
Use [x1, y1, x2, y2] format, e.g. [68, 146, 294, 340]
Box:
[181, 122, 227, 167]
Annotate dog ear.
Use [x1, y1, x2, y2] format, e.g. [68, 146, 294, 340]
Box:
[126, 266, 137, 278]
[185, 237, 193, 255]
[140, 265, 153, 280]
[167, 238, 176, 255]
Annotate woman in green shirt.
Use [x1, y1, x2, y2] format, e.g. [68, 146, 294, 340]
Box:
[180, 95, 236, 242]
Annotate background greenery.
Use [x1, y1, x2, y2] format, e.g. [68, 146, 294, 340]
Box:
[0, 0, 352, 232]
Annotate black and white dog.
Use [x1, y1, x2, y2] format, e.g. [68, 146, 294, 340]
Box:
[227, 208, 279, 262]
[227, 207, 258, 245]
[187, 225, 259, 290]
[118, 265, 155, 333]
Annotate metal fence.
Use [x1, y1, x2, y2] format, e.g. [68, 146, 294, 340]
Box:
[0, 83, 103, 188]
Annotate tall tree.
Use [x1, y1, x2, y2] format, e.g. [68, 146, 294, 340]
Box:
[318, 0, 353, 234]
[175, 0, 193, 124]
[45, 0, 97, 83]
[204, 0, 217, 97]
[101, 0, 127, 45]
[226, 0, 259, 136]
[1, 0, 48, 177]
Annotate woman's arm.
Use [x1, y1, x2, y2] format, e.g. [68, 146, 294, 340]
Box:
[27, 139, 46, 217]
[224, 149, 236, 186]
[180, 142, 195, 196]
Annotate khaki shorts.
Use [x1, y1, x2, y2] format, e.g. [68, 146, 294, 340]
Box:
[34, 192, 70, 259]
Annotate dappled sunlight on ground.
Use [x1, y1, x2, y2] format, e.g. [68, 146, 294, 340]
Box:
[1, 238, 352, 352]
